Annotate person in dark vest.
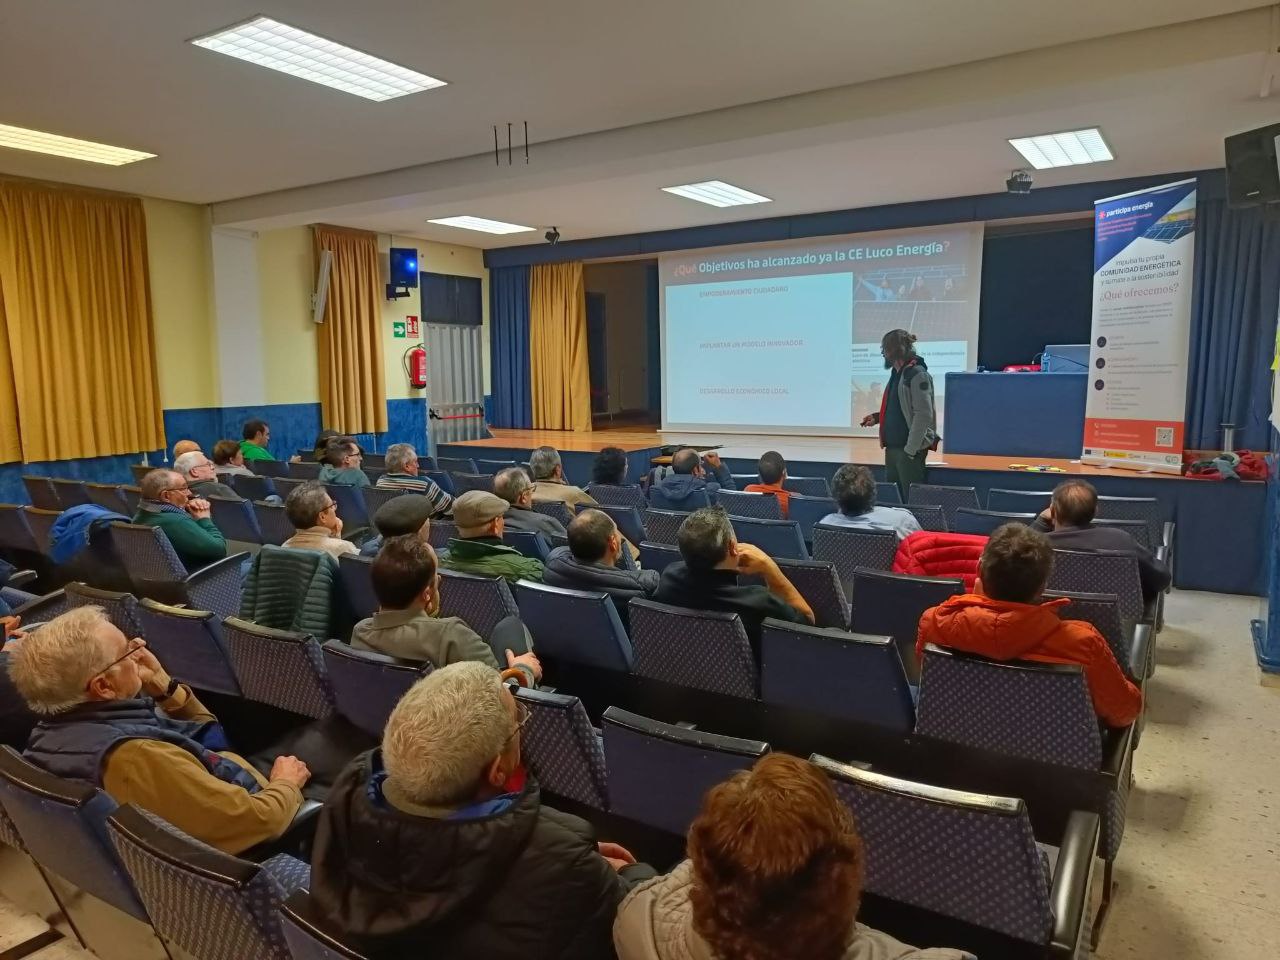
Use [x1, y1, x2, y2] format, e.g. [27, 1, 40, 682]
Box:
[9, 606, 311, 854]
[859, 329, 938, 500]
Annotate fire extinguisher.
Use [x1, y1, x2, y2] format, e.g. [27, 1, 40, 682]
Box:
[404, 346, 427, 389]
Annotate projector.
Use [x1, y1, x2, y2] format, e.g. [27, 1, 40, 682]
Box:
[1006, 170, 1034, 194]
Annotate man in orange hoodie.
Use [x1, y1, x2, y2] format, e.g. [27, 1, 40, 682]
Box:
[743, 450, 791, 518]
[917, 523, 1141, 727]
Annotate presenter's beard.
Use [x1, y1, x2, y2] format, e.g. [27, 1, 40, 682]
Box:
[883, 358, 893, 370]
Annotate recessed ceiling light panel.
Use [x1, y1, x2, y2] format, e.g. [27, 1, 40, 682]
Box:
[661, 180, 772, 207]
[0, 123, 155, 166]
[426, 216, 535, 235]
[1008, 128, 1113, 170]
[191, 16, 446, 101]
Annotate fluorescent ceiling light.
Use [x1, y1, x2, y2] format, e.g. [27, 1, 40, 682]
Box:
[1008, 128, 1113, 170]
[662, 180, 772, 207]
[0, 123, 155, 166]
[426, 216, 536, 235]
[191, 16, 446, 102]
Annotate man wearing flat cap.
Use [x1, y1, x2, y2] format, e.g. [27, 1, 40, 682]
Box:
[360, 494, 435, 557]
[437, 491, 545, 584]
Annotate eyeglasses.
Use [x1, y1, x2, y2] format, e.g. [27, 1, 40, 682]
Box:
[504, 700, 531, 745]
[322, 499, 337, 512]
[165, 483, 191, 498]
[86, 638, 144, 688]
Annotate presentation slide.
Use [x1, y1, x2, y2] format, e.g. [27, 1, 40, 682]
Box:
[660, 223, 984, 434]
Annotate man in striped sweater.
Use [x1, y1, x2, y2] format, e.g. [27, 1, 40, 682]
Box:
[376, 443, 453, 517]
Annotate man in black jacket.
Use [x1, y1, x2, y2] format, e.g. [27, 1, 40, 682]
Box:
[309, 661, 653, 960]
[1033, 479, 1171, 603]
[543, 509, 658, 630]
[494, 467, 567, 538]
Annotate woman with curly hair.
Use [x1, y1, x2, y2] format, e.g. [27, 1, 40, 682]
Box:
[613, 753, 971, 960]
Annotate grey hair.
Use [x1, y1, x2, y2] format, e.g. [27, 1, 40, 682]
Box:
[383, 662, 513, 806]
[492, 466, 531, 505]
[139, 469, 181, 500]
[172, 451, 207, 478]
[285, 481, 331, 529]
[677, 505, 735, 573]
[385, 443, 417, 473]
[528, 446, 561, 481]
[8, 607, 113, 715]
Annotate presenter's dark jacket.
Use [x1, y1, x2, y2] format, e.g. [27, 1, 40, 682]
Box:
[1031, 518, 1171, 603]
[881, 358, 938, 456]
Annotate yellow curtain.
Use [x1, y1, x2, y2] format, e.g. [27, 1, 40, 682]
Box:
[0, 181, 165, 462]
[530, 262, 592, 431]
[313, 225, 387, 434]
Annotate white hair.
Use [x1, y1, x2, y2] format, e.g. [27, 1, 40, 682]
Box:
[385, 443, 417, 473]
[492, 466, 531, 505]
[529, 446, 561, 481]
[8, 607, 113, 714]
[173, 451, 207, 478]
[382, 662, 512, 806]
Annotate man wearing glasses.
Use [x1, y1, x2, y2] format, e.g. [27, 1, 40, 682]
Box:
[282, 482, 360, 560]
[132, 469, 228, 571]
[10, 607, 311, 855]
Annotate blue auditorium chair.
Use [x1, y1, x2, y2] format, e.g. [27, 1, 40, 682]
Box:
[0, 503, 43, 561]
[11, 589, 70, 624]
[811, 524, 898, 592]
[437, 456, 479, 475]
[208, 495, 264, 545]
[952, 508, 1035, 536]
[428, 518, 459, 549]
[850, 568, 964, 683]
[121, 486, 142, 513]
[475, 458, 518, 475]
[782, 475, 831, 498]
[786, 493, 837, 543]
[516, 686, 610, 809]
[450, 472, 494, 495]
[21, 476, 59, 511]
[129, 464, 153, 485]
[136, 599, 242, 696]
[585, 483, 647, 509]
[514, 581, 632, 670]
[715, 489, 783, 520]
[250, 459, 289, 478]
[1093, 517, 1152, 551]
[286, 460, 323, 480]
[742, 556, 848, 628]
[503, 529, 551, 560]
[761, 619, 915, 731]
[360, 484, 408, 519]
[280, 891, 368, 960]
[1046, 549, 1147, 624]
[438, 569, 519, 639]
[1044, 589, 1151, 681]
[729, 515, 808, 559]
[325, 483, 370, 529]
[531, 499, 575, 527]
[897, 502, 947, 532]
[580, 501, 647, 549]
[986, 488, 1053, 514]
[22, 507, 60, 555]
[1096, 495, 1170, 550]
[337, 554, 378, 622]
[602, 707, 767, 836]
[222, 617, 335, 720]
[269, 477, 307, 502]
[231, 473, 277, 502]
[641, 508, 690, 545]
[875, 481, 903, 505]
[908, 483, 981, 528]
[64, 581, 143, 638]
[638, 540, 681, 574]
[84, 482, 127, 511]
[252, 501, 296, 546]
[424, 470, 455, 495]
[321, 640, 425, 738]
[108, 522, 245, 616]
[629, 599, 757, 697]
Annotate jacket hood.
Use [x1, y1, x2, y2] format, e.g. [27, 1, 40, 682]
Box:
[655, 474, 707, 495]
[923, 594, 1069, 659]
[311, 750, 541, 946]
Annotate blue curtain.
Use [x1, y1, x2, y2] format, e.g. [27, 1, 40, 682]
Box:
[489, 265, 533, 428]
[1186, 199, 1280, 449]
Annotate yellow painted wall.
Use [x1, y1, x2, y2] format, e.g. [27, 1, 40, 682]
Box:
[142, 197, 218, 409]
[257, 226, 318, 405]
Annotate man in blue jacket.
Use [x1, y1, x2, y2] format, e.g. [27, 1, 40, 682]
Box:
[649, 449, 736, 510]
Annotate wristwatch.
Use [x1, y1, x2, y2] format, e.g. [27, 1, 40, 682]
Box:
[161, 676, 182, 700]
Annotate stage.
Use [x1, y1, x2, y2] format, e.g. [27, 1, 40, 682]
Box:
[438, 426, 1265, 596]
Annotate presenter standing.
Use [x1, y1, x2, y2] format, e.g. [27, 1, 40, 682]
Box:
[859, 329, 938, 500]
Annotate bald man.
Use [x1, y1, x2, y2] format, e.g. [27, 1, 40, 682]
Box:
[173, 440, 201, 460]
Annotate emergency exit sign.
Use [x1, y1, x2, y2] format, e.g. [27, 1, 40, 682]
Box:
[392, 321, 407, 338]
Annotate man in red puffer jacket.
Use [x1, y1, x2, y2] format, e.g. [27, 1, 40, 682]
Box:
[893, 530, 987, 591]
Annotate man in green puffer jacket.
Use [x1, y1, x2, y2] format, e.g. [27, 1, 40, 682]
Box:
[132, 469, 227, 571]
[437, 492, 543, 584]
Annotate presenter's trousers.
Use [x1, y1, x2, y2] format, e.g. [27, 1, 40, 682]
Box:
[885, 447, 928, 501]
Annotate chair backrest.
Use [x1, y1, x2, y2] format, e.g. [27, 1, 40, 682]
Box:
[782, 476, 831, 498]
[136, 599, 242, 696]
[359, 485, 408, 518]
[1095, 495, 1164, 548]
[517, 687, 609, 809]
[602, 707, 768, 835]
[897, 502, 947, 532]
[637, 540, 681, 573]
[12, 589, 70, 624]
[437, 569, 519, 638]
[49, 478, 91, 509]
[1043, 589, 1132, 676]
[337, 554, 378, 622]
[321, 640, 424, 738]
[326, 484, 369, 529]
[231, 473, 277, 502]
[121, 486, 142, 513]
[250, 459, 289, 478]
[875, 481, 903, 505]
[361, 453, 386, 468]
[0, 746, 148, 920]
[0, 503, 39, 553]
[986, 488, 1053, 514]
[915, 645, 1101, 769]
[84, 482, 128, 511]
[585, 483, 647, 509]
[786, 494, 838, 543]
[952, 508, 1036, 536]
[64, 581, 143, 638]
[715, 489, 783, 520]
[514, 580, 633, 670]
[107, 804, 300, 960]
[585, 502, 647, 547]
[811, 524, 898, 592]
[22, 507, 61, 554]
[130, 464, 153, 484]
[272, 477, 308, 501]
[908, 483, 980, 527]
[530, 499, 574, 526]
[1093, 517, 1152, 551]
[849, 568, 964, 683]
[252, 501, 296, 546]
[450, 472, 494, 495]
[437, 456, 479, 475]
[474, 458, 517, 475]
[643, 509, 690, 545]
[729, 515, 808, 560]
[761, 620, 914, 731]
[503, 529, 550, 561]
[427, 519, 458, 549]
[747, 556, 848, 629]
[280, 891, 369, 960]
[361, 467, 386, 485]
[1047, 549, 1144, 622]
[21, 476, 60, 511]
[423, 470, 455, 495]
[287, 460, 323, 480]
[109, 522, 188, 594]
[629, 599, 757, 698]
[208, 496, 263, 545]
[814, 754, 1052, 944]
[222, 616, 334, 719]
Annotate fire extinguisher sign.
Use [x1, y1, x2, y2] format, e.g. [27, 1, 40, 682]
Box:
[406, 315, 420, 337]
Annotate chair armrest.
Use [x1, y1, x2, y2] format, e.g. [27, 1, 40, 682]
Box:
[1048, 809, 1101, 958]
[1101, 719, 1135, 778]
[5, 569, 37, 589]
[187, 552, 249, 618]
[242, 799, 323, 863]
[1130, 623, 1153, 681]
[1161, 521, 1175, 552]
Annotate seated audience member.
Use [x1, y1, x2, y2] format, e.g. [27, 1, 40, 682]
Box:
[376, 442, 453, 515]
[310, 661, 653, 959]
[1032, 479, 1170, 603]
[653, 506, 812, 656]
[283, 481, 359, 560]
[821, 464, 921, 540]
[529, 445, 597, 509]
[918, 524, 1141, 727]
[133, 469, 227, 570]
[544, 509, 659, 630]
[352, 535, 540, 686]
[240, 418, 275, 462]
[172, 439, 201, 460]
[744, 449, 792, 517]
[174, 450, 240, 501]
[495, 467, 566, 538]
[319, 437, 371, 487]
[211, 438, 254, 478]
[592, 446, 631, 486]
[10, 607, 310, 854]
[649, 448, 736, 511]
[311, 429, 341, 463]
[614, 753, 973, 960]
[360, 494, 433, 558]
[438, 491, 544, 583]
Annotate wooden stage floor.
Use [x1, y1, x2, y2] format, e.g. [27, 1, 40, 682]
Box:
[447, 426, 1181, 480]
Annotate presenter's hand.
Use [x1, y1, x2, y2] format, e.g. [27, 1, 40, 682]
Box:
[860, 413, 879, 427]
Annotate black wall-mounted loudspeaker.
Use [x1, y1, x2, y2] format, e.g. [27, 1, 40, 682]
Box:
[389, 247, 420, 287]
[1225, 122, 1280, 209]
